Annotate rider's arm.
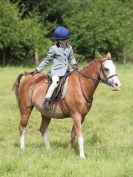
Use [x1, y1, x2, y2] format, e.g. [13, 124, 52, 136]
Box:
[36, 47, 54, 72]
[68, 46, 78, 70]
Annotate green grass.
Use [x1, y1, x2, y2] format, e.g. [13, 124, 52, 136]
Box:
[0, 64, 133, 177]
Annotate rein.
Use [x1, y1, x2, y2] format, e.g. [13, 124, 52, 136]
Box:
[77, 71, 94, 104]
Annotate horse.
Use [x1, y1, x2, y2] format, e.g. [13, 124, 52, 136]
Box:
[13, 52, 121, 158]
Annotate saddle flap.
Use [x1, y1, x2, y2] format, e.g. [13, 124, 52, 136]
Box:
[48, 73, 69, 101]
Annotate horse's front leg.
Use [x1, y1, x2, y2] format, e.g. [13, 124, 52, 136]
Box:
[69, 116, 85, 150]
[68, 125, 77, 149]
[72, 113, 85, 159]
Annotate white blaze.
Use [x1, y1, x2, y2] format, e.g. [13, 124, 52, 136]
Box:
[103, 60, 121, 90]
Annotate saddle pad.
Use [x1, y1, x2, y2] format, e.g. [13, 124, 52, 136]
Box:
[49, 74, 69, 101]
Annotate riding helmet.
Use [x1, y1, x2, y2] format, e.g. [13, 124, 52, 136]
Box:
[53, 26, 70, 40]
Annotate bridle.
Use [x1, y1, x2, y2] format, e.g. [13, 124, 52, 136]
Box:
[78, 58, 118, 85]
[100, 59, 118, 85]
[77, 58, 118, 103]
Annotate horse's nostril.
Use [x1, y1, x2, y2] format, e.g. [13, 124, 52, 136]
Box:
[115, 83, 118, 87]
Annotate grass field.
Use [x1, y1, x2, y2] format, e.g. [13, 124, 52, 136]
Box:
[0, 64, 133, 177]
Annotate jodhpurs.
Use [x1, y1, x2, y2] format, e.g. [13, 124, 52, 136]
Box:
[45, 75, 60, 99]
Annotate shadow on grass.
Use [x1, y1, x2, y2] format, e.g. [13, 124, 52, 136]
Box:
[14, 140, 81, 156]
[14, 142, 45, 149]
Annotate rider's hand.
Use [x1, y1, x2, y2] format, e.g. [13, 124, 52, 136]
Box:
[72, 64, 78, 70]
[29, 69, 39, 76]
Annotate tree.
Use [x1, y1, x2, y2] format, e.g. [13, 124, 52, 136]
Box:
[1, 0, 133, 64]
[64, 0, 133, 62]
[0, 0, 48, 65]
[0, 0, 20, 64]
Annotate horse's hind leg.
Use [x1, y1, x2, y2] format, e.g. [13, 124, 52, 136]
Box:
[19, 106, 33, 149]
[39, 115, 51, 149]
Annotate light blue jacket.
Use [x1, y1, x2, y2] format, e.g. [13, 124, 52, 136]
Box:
[36, 44, 77, 77]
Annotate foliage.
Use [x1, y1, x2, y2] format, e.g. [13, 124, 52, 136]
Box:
[0, 0, 133, 64]
[9, 17, 49, 65]
[0, 0, 48, 65]
[10, 0, 70, 22]
[0, 0, 19, 49]
[65, 0, 133, 61]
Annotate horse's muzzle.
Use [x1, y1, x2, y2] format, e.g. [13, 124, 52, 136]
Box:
[107, 76, 121, 91]
[111, 80, 121, 91]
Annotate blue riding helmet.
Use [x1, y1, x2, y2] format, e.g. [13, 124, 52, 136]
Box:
[54, 26, 70, 40]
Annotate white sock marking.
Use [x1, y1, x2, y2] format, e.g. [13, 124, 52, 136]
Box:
[78, 136, 85, 159]
[43, 130, 50, 149]
[20, 130, 25, 149]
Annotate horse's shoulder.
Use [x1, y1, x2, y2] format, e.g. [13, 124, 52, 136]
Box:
[68, 71, 79, 84]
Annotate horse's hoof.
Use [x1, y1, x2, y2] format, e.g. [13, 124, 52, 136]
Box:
[45, 145, 51, 150]
[80, 154, 85, 159]
[20, 147, 25, 150]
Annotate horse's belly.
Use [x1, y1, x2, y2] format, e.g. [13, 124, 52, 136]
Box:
[42, 112, 69, 119]
[35, 104, 69, 119]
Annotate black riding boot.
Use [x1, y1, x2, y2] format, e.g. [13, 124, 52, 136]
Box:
[43, 98, 52, 109]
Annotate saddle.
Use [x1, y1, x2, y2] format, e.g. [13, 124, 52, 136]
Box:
[47, 72, 70, 102]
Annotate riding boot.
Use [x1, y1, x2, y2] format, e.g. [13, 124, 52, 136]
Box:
[43, 98, 52, 109]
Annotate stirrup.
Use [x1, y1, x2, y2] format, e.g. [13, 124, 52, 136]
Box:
[43, 98, 52, 109]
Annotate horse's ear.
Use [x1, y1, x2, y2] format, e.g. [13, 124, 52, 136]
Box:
[107, 52, 111, 59]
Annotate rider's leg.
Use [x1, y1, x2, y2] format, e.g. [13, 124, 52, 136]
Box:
[44, 75, 59, 109]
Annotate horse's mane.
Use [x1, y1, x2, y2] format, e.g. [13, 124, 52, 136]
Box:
[80, 56, 102, 72]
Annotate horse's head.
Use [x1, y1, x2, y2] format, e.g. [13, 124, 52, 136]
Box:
[99, 52, 121, 91]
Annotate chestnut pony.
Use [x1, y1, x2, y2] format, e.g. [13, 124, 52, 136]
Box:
[13, 52, 121, 158]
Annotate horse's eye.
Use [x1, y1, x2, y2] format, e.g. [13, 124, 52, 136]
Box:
[104, 68, 109, 72]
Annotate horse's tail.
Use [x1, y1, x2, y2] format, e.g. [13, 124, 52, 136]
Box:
[12, 71, 29, 101]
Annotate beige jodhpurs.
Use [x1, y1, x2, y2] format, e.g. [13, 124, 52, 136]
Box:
[45, 75, 60, 99]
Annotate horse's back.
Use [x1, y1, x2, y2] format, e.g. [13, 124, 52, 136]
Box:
[18, 73, 48, 106]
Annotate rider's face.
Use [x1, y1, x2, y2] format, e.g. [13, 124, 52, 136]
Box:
[58, 39, 68, 46]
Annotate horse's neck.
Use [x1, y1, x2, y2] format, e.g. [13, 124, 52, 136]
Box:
[81, 61, 99, 79]
[79, 61, 100, 100]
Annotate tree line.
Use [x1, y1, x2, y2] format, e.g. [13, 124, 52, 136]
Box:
[0, 0, 133, 65]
